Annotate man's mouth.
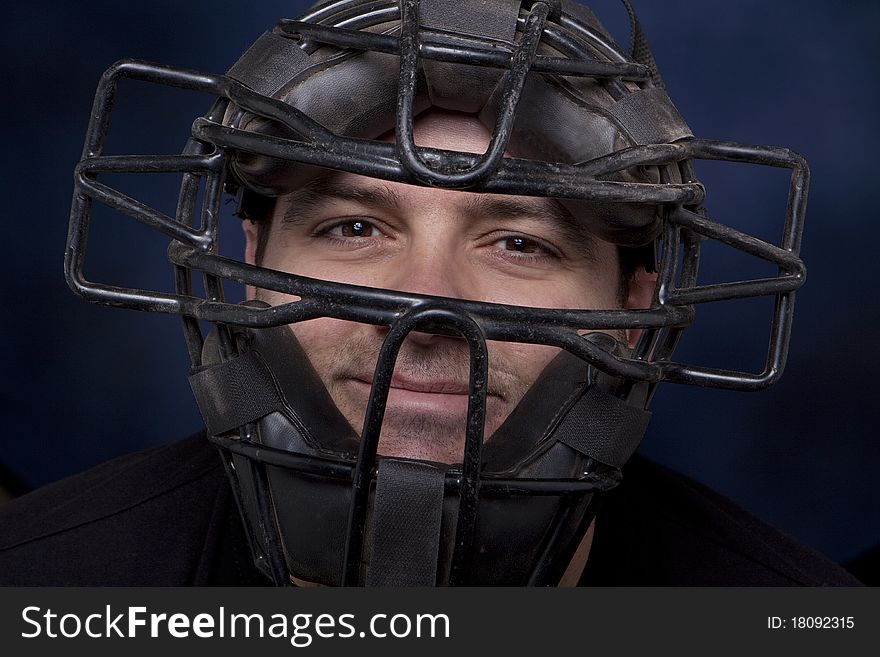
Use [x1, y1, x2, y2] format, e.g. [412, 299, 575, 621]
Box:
[346, 374, 495, 416]
[387, 373, 470, 395]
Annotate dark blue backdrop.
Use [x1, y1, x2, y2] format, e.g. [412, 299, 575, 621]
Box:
[2, 1, 877, 569]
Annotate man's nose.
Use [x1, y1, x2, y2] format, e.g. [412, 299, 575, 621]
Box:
[378, 240, 475, 345]
[383, 241, 473, 301]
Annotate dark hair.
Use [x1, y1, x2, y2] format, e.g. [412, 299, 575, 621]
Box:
[237, 189, 276, 265]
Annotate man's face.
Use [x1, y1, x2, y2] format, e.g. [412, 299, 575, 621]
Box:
[245, 112, 632, 463]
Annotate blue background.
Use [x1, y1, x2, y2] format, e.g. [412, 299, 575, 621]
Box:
[1, 1, 877, 569]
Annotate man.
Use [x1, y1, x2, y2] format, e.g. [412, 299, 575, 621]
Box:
[0, 0, 862, 586]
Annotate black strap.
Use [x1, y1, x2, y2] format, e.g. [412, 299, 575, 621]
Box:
[226, 31, 310, 96]
[189, 352, 282, 436]
[366, 459, 447, 587]
[420, 0, 520, 42]
[609, 87, 693, 145]
[555, 386, 651, 469]
[620, 0, 665, 89]
[417, 0, 521, 113]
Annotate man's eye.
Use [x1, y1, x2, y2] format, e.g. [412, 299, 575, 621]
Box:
[492, 235, 556, 258]
[329, 220, 376, 238]
[503, 236, 540, 253]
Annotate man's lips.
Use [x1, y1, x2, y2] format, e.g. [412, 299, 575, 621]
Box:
[353, 374, 468, 395]
[388, 374, 469, 395]
[352, 373, 490, 395]
[343, 377, 467, 417]
[347, 374, 499, 409]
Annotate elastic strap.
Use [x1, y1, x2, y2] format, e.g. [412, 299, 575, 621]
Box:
[366, 459, 447, 586]
[620, 0, 664, 89]
[420, 0, 520, 42]
[556, 387, 651, 469]
[609, 86, 693, 145]
[189, 352, 281, 436]
[226, 31, 311, 96]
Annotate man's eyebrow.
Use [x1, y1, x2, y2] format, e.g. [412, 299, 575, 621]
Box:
[281, 177, 403, 225]
[463, 195, 597, 259]
[280, 178, 598, 258]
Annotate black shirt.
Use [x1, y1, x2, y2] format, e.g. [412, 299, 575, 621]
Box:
[0, 433, 863, 586]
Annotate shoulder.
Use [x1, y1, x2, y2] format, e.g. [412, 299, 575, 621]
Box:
[0, 432, 232, 585]
[582, 455, 863, 586]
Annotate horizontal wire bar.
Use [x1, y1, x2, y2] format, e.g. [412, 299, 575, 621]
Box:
[209, 434, 619, 494]
[277, 20, 651, 80]
[77, 153, 223, 174]
[75, 174, 212, 249]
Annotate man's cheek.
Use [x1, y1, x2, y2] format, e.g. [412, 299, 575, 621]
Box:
[289, 318, 350, 351]
[286, 321, 342, 386]
[490, 342, 560, 377]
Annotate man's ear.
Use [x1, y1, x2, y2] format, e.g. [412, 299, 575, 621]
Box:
[624, 265, 658, 349]
[242, 220, 260, 301]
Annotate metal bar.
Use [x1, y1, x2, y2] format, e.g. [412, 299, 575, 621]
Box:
[536, 14, 627, 100]
[209, 433, 619, 495]
[210, 434, 355, 478]
[341, 303, 489, 586]
[558, 11, 630, 64]
[667, 277, 802, 305]
[215, 449, 273, 581]
[99, 58, 333, 146]
[298, 0, 399, 33]
[447, 310, 489, 586]
[77, 153, 223, 175]
[74, 173, 212, 249]
[394, 0, 548, 187]
[525, 495, 581, 586]
[660, 359, 780, 391]
[193, 120, 704, 204]
[173, 142, 213, 366]
[277, 20, 650, 80]
[248, 458, 293, 586]
[783, 166, 809, 254]
[168, 242, 691, 332]
[340, 311, 410, 585]
[651, 224, 698, 364]
[670, 207, 805, 273]
[763, 292, 796, 388]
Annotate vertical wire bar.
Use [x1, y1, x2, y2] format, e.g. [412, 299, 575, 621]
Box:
[760, 162, 808, 381]
[341, 304, 488, 586]
[524, 490, 598, 586]
[248, 457, 295, 586]
[782, 162, 809, 254]
[175, 138, 211, 365]
[524, 496, 577, 585]
[216, 451, 272, 581]
[653, 221, 699, 365]
[175, 264, 203, 365]
[65, 61, 124, 299]
[646, 216, 684, 365]
[446, 315, 489, 585]
[340, 310, 412, 585]
[394, 0, 550, 186]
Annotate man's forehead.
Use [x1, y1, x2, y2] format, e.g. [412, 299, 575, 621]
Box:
[388, 110, 493, 154]
[282, 169, 566, 215]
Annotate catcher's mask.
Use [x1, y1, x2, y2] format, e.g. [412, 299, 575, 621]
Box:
[65, 0, 808, 585]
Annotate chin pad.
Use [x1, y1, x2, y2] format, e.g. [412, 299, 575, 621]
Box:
[191, 325, 650, 585]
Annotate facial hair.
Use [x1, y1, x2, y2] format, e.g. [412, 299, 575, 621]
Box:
[289, 322, 545, 463]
